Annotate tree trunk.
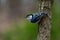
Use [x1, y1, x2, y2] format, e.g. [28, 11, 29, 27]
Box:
[37, 0, 52, 40]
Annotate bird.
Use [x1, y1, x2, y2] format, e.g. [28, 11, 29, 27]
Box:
[25, 12, 48, 23]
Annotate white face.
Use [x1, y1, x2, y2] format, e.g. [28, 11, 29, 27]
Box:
[26, 15, 32, 21]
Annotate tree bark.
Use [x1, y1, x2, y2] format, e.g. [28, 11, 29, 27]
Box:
[37, 0, 52, 40]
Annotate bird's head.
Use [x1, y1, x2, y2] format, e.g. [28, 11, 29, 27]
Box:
[25, 14, 33, 22]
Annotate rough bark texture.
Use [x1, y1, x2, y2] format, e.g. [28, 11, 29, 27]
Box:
[37, 0, 52, 40]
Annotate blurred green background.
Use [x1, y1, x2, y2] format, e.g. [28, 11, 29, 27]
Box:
[2, 19, 38, 40]
[51, 0, 60, 40]
[0, 0, 38, 40]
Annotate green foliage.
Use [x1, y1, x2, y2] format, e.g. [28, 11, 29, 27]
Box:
[51, 0, 60, 40]
[2, 19, 38, 40]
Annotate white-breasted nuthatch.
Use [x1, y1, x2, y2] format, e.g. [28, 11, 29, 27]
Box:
[25, 12, 48, 23]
